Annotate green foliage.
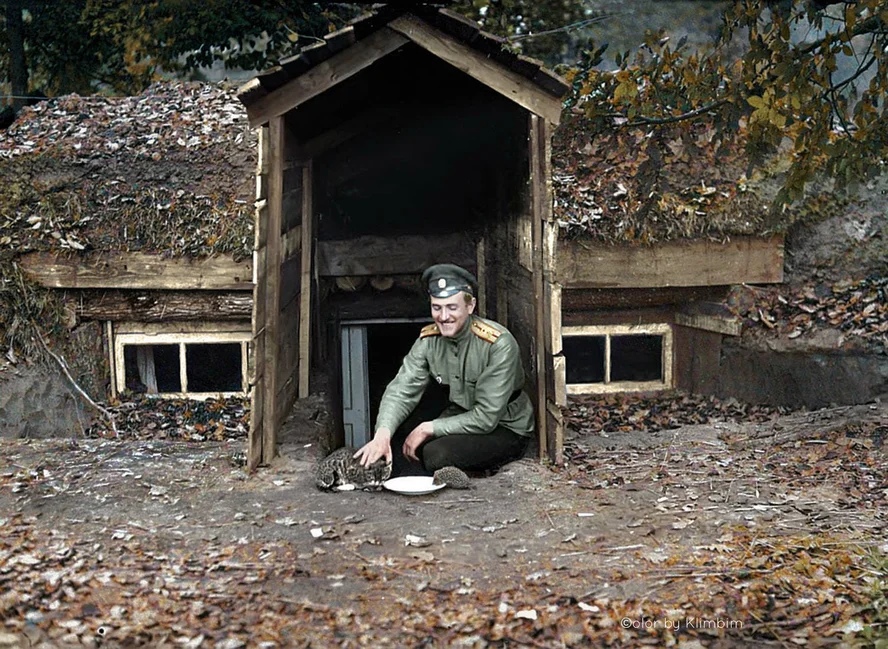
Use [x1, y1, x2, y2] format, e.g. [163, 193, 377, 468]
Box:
[1, 1, 359, 96]
[566, 0, 888, 206]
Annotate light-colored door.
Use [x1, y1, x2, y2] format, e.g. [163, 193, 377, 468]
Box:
[341, 325, 370, 447]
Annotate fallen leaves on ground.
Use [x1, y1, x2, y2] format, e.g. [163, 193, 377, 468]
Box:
[85, 395, 249, 443]
[563, 391, 794, 437]
[728, 275, 888, 353]
[1, 395, 886, 647]
[0, 511, 885, 647]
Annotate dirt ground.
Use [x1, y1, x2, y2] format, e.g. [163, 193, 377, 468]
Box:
[1, 396, 886, 648]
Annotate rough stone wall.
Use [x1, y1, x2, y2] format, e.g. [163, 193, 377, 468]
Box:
[0, 321, 105, 439]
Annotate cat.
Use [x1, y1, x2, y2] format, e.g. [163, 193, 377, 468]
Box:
[315, 446, 392, 491]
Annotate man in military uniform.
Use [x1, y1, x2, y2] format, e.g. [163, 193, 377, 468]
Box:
[354, 263, 534, 474]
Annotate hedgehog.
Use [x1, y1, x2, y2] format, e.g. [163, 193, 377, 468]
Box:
[432, 466, 472, 490]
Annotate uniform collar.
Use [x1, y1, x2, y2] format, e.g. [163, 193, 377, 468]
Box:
[445, 314, 475, 345]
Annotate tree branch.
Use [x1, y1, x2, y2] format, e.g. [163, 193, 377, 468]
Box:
[616, 99, 730, 128]
[36, 332, 118, 436]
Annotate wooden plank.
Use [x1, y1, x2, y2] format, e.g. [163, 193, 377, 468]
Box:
[248, 379, 264, 471]
[317, 233, 474, 276]
[279, 253, 303, 309]
[388, 16, 563, 125]
[19, 252, 252, 291]
[255, 200, 268, 253]
[281, 171, 303, 234]
[675, 311, 742, 337]
[257, 126, 269, 174]
[673, 326, 722, 394]
[245, 29, 409, 127]
[252, 246, 267, 329]
[530, 114, 549, 462]
[277, 295, 301, 397]
[106, 321, 117, 400]
[556, 235, 785, 289]
[275, 374, 298, 431]
[115, 321, 250, 335]
[74, 290, 252, 322]
[299, 162, 314, 398]
[553, 355, 566, 407]
[259, 116, 285, 467]
[475, 238, 486, 317]
[547, 281, 562, 356]
[562, 285, 730, 312]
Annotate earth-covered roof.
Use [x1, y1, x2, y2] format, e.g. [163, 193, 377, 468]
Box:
[0, 82, 255, 260]
[551, 111, 780, 245]
[1, 81, 787, 259]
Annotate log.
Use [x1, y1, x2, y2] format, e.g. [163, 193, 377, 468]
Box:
[70, 290, 253, 322]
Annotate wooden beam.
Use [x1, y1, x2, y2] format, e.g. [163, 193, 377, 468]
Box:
[388, 15, 563, 125]
[530, 114, 549, 463]
[298, 162, 313, 398]
[249, 126, 269, 471]
[260, 116, 285, 467]
[316, 233, 474, 276]
[245, 29, 409, 127]
[115, 321, 250, 335]
[555, 235, 785, 289]
[72, 290, 252, 322]
[562, 286, 730, 312]
[675, 303, 743, 336]
[19, 252, 252, 291]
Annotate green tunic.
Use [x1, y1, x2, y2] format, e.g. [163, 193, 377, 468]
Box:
[374, 315, 534, 437]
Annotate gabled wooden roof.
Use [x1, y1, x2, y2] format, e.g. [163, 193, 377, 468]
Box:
[237, 6, 569, 126]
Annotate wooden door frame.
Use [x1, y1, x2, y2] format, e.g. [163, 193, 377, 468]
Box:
[529, 114, 564, 465]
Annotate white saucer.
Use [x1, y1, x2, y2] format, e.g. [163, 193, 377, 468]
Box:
[383, 476, 446, 496]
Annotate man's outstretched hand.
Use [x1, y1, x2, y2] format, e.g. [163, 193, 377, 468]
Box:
[353, 428, 393, 467]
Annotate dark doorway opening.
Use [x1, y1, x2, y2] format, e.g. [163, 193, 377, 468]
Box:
[366, 322, 449, 427]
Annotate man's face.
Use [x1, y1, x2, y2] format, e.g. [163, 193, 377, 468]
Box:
[430, 293, 476, 338]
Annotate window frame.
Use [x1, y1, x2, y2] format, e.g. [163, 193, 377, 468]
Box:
[561, 323, 673, 395]
[111, 324, 250, 399]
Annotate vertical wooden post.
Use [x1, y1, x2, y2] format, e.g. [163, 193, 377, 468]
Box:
[261, 116, 285, 466]
[530, 113, 564, 465]
[248, 127, 270, 471]
[106, 321, 118, 399]
[298, 161, 313, 398]
[529, 114, 548, 461]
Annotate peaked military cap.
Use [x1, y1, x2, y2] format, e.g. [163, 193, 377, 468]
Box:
[422, 264, 477, 298]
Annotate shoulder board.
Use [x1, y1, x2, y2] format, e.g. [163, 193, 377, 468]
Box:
[419, 323, 440, 338]
[471, 319, 501, 344]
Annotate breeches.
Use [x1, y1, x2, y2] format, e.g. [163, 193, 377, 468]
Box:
[419, 426, 530, 472]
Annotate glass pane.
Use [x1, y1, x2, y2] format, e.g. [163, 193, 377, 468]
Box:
[123, 344, 181, 394]
[185, 343, 243, 392]
[611, 335, 663, 382]
[563, 336, 606, 384]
